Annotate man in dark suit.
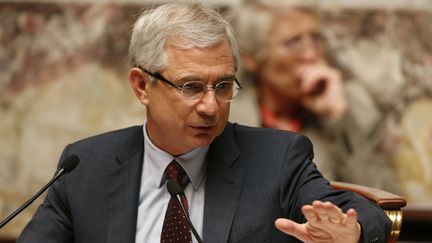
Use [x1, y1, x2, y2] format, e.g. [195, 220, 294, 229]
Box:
[18, 3, 391, 243]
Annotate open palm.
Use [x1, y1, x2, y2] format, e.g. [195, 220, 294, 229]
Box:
[275, 201, 361, 243]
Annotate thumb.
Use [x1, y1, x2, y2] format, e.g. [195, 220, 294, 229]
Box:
[274, 218, 310, 242]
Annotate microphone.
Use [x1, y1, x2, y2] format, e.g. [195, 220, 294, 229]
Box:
[0, 154, 80, 229]
[166, 179, 204, 243]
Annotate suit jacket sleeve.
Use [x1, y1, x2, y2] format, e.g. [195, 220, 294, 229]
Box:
[280, 134, 392, 243]
[17, 145, 75, 243]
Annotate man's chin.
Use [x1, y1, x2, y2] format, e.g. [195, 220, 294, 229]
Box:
[193, 134, 216, 145]
[175, 137, 213, 155]
[188, 133, 219, 148]
[187, 123, 225, 147]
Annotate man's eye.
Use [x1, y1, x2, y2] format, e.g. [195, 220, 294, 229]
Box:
[183, 82, 203, 91]
[216, 81, 233, 90]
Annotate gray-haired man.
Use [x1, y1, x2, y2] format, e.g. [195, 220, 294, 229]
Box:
[18, 3, 390, 243]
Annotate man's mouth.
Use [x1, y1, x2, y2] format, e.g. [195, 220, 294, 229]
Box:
[190, 125, 214, 133]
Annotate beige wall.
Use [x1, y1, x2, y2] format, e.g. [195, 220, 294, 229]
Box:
[0, 0, 431, 238]
[4, 0, 432, 11]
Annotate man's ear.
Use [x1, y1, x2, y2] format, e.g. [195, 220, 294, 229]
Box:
[241, 52, 260, 73]
[128, 67, 150, 105]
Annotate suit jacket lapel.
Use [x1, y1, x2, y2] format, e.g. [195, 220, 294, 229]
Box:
[106, 127, 144, 243]
[102, 124, 242, 243]
[203, 123, 244, 243]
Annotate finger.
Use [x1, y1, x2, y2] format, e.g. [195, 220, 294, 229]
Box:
[322, 201, 344, 223]
[312, 201, 331, 223]
[299, 65, 333, 95]
[274, 218, 311, 243]
[344, 208, 359, 226]
[301, 204, 320, 223]
[301, 72, 327, 95]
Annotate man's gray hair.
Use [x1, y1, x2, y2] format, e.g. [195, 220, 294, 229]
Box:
[129, 3, 239, 72]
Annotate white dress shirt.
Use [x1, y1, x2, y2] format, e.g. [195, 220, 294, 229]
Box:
[135, 124, 208, 243]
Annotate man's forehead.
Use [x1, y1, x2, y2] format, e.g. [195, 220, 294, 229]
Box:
[167, 36, 231, 51]
[165, 40, 234, 67]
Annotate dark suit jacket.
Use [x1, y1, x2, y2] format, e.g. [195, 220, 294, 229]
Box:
[17, 123, 391, 243]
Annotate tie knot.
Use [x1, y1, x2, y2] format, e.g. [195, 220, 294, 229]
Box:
[166, 160, 186, 183]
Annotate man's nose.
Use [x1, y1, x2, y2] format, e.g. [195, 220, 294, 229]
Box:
[196, 90, 219, 116]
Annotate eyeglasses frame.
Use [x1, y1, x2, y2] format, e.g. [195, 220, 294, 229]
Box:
[135, 66, 242, 102]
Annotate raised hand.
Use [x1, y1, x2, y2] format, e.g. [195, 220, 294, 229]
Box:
[275, 201, 361, 243]
[297, 64, 347, 120]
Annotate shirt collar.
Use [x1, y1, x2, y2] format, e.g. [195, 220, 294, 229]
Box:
[143, 124, 209, 191]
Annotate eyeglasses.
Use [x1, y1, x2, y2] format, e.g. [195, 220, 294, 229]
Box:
[136, 66, 242, 102]
[282, 32, 324, 55]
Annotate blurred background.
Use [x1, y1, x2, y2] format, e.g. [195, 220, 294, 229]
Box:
[0, 0, 431, 241]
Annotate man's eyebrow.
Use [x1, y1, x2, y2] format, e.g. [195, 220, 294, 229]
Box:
[217, 74, 236, 81]
[177, 75, 202, 83]
[176, 74, 236, 83]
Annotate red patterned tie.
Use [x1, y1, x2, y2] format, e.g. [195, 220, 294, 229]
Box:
[161, 160, 192, 243]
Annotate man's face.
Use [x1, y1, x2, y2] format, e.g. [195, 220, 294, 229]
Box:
[258, 10, 323, 99]
[144, 40, 234, 155]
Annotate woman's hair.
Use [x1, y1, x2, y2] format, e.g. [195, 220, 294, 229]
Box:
[128, 3, 239, 72]
[231, 0, 320, 60]
[228, 0, 324, 85]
